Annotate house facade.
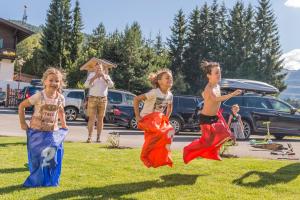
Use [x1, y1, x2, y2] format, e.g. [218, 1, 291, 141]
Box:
[0, 18, 33, 81]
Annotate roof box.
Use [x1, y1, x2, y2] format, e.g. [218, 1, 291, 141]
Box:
[220, 79, 279, 94]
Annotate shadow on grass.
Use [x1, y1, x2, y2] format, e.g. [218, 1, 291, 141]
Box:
[0, 167, 27, 174]
[0, 142, 26, 147]
[0, 185, 27, 195]
[233, 163, 300, 188]
[39, 173, 202, 200]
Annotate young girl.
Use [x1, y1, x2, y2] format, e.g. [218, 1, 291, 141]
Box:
[18, 67, 68, 187]
[133, 69, 175, 168]
[228, 104, 245, 142]
[183, 61, 241, 163]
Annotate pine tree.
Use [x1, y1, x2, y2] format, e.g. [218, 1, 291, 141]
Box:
[225, 1, 247, 78]
[70, 0, 83, 63]
[255, 0, 286, 91]
[198, 3, 212, 60]
[61, 0, 72, 67]
[154, 32, 163, 55]
[40, 0, 63, 68]
[40, 0, 73, 69]
[88, 23, 106, 58]
[242, 4, 257, 79]
[167, 9, 188, 94]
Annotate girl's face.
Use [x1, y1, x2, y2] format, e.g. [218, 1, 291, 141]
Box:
[207, 66, 221, 83]
[158, 72, 173, 89]
[232, 106, 239, 113]
[44, 74, 61, 91]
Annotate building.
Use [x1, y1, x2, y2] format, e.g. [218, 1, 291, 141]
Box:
[0, 18, 34, 81]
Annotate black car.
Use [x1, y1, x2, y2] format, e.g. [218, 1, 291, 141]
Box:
[18, 86, 43, 110]
[220, 94, 300, 140]
[113, 95, 202, 134]
[80, 89, 136, 123]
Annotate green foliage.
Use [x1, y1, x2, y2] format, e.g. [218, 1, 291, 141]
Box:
[17, 0, 286, 95]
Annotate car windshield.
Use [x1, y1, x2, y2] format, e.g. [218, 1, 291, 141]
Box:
[108, 91, 122, 104]
[124, 94, 134, 105]
[0, 92, 5, 98]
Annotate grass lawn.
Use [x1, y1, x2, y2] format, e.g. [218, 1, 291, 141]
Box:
[1, 136, 300, 200]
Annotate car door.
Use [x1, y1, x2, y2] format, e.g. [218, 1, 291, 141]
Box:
[246, 97, 277, 133]
[65, 91, 84, 109]
[267, 99, 300, 135]
[176, 97, 197, 125]
[107, 91, 123, 122]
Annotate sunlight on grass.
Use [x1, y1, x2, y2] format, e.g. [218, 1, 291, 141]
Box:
[0, 136, 300, 200]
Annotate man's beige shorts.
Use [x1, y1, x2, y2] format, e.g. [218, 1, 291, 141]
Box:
[87, 96, 107, 118]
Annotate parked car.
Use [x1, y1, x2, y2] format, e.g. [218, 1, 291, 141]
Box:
[0, 91, 6, 106]
[63, 89, 85, 121]
[17, 86, 43, 111]
[80, 89, 136, 123]
[30, 79, 42, 86]
[220, 94, 300, 140]
[113, 95, 202, 134]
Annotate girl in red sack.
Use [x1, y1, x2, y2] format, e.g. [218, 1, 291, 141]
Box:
[133, 69, 175, 168]
[183, 61, 242, 164]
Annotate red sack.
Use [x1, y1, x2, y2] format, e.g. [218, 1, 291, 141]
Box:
[138, 112, 174, 168]
[183, 110, 231, 163]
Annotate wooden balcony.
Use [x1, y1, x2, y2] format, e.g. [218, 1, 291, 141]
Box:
[0, 48, 16, 60]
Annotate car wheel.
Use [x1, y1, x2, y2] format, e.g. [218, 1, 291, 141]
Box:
[129, 117, 138, 129]
[242, 120, 252, 139]
[273, 134, 285, 140]
[170, 117, 182, 134]
[65, 107, 78, 121]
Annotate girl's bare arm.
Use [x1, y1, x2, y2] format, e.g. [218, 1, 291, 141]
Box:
[58, 106, 67, 129]
[133, 94, 147, 121]
[166, 103, 173, 118]
[228, 115, 232, 126]
[207, 88, 242, 102]
[18, 99, 32, 130]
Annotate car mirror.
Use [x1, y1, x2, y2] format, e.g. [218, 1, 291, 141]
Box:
[291, 108, 297, 114]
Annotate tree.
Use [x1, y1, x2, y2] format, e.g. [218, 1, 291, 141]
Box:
[70, 0, 83, 63]
[255, 0, 286, 91]
[167, 9, 188, 94]
[40, 0, 63, 68]
[225, 1, 247, 78]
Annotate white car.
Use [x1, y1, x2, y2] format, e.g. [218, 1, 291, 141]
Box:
[63, 89, 85, 121]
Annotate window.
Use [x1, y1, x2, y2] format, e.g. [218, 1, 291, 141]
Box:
[178, 98, 196, 109]
[244, 97, 272, 109]
[67, 91, 84, 99]
[268, 99, 291, 112]
[124, 94, 134, 105]
[224, 97, 244, 107]
[0, 38, 3, 48]
[108, 91, 122, 104]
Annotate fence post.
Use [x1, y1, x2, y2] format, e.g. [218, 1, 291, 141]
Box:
[5, 84, 9, 107]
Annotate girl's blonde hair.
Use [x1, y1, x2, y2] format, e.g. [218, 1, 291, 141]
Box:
[148, 68, 172, 89]
[41, 67, 66, 92]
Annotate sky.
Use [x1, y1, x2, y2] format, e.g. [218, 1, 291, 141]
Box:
[1, 0, 300, 70]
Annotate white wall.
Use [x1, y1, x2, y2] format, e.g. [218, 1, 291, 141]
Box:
[0, 59, 14, 81]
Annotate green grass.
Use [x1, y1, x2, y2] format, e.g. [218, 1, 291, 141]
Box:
[1, 137, 300, 200]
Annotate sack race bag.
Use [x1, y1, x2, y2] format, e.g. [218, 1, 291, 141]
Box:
[183, 111, 231, 163]
[24, 128, 68, 187]
[138, 112, 175, 168]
